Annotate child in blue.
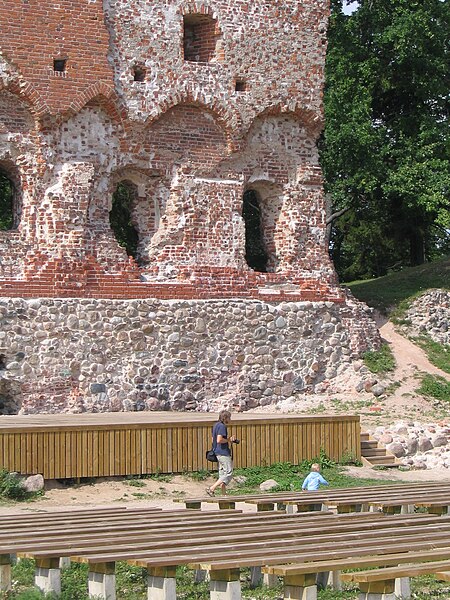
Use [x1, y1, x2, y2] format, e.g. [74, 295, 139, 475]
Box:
[301, 463, 329, 491]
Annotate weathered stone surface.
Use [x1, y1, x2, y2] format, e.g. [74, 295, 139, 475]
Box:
[418, 437, 433, 453]
[0, 297, 381, 414]
[387, 442, 405, 458]
[259, 479, 279, 491]
[432, 435, 448, 448]
[23, 474, 44, 493]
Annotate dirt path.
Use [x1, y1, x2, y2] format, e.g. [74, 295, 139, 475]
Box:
[377, 315, 449, 381]
[362, 314, 449, 422]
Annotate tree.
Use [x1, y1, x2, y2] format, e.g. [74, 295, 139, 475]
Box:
[109, 181, 139, 259]
[0, 172, 14, 230]
[321, 0, 450, 281]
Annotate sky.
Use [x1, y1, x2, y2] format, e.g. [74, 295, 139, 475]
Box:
[343, 1, 359, 14]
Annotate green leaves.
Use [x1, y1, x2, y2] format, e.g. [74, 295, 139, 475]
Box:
[322, 0, 450, 280]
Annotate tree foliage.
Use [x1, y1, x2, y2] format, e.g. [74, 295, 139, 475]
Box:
[109, 181, 139, 259]
[0, 172, 14, 230]
[321, 0, 450, 281]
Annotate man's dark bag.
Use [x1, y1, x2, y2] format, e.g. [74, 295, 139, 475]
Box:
[205, 448, 218, 462]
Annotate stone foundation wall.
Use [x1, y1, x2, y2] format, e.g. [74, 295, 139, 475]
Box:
[0, 296, 380, 415]
[403, 290, 449, 345]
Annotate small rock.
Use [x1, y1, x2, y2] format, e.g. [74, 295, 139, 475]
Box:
[406, 438, 418, 455]
[387, 442, 405, 458]
[418, 437, 433, 453]
[432, 435, 448, 448]
[233, 475, 247, 485]
[259, 479, 279, 491]
[413, 460, 427, 470]
[23, 474, 44, 493]
[379, 434, 393, 445]
[371, 384, 385, 397]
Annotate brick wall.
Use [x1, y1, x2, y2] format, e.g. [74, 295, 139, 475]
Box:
[0, 0, 339, 302]
[0, 0, 113, 114]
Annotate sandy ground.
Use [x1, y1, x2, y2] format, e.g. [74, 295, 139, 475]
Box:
[3, 464, 450, 516]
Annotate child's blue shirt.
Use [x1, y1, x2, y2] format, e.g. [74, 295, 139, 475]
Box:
[302, 472, 329, 490]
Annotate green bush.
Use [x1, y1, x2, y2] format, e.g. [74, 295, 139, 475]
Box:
[417, 374, 450, 403]
[412, 336, 450, 375]
[0, 469, 28, 500]
[363, 343, 396, 374]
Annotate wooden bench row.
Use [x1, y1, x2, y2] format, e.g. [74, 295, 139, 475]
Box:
[3, 509, 450, 599]
[178, 481, 450, 514]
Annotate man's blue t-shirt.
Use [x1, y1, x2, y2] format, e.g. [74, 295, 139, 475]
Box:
[212, 421, 231, 456]
[302, 472, 329, 491]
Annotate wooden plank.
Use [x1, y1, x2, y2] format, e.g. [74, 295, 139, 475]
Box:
[341, 560, 450, 582]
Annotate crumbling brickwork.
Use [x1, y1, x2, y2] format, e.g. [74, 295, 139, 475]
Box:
[0, 0, 340, 301]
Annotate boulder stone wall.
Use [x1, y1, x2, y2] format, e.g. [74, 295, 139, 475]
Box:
[0, 296, 380, 414]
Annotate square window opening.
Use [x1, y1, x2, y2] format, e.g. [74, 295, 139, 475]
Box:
[53, 59, 67, 73]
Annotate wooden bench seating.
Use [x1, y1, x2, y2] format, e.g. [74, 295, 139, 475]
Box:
[3, 506, 450, 600]
[264, 552, 450, 600]
[340, 560, 450, 599]
[178, 481, 450, 512]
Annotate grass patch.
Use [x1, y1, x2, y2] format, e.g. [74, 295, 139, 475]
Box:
[346, 256, 450, 312]
[11, 561, 450, 599]
[362, 343, 396, 374]
[411, 335, 450, 374]
[183, 469, 211, 482]
[417, 374, 450, 403]
[0, 470, 43, 502]
[233, 458, 396, 495]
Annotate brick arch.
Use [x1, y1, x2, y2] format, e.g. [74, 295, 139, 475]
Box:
[0, 77, 49, 122]
[65, 83, 127, 128]
[144, 91, 240, 152]
[247, 104, 324, 141]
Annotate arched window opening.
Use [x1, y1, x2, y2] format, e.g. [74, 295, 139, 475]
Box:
[109, 181, 139, 260]
[0, 170, 18, 231]
[242, 190, 268, 272]
[183, 13, 219, 62]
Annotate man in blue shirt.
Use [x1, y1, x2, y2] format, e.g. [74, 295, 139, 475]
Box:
[301, 463, 329, 491]
[206, 410, 236, 496]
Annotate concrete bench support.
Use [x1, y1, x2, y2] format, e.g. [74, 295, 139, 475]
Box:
[209, 568, 241, 600]
[250, 566, 262, 588]
[316, 570, 341, 591]
[147, 566, 177, 600]
[88, 561, 116, 600]
[0, 555, 11, 592]
[395, 577, 411, 599]
[185, 502, 202, 510]
[35, 557, 61, 596]
[358, 579, 396, 600]
[284, 573, 317, 600]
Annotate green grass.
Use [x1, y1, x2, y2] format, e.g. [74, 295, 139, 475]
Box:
[362, 343, 396, 374]
[7, 561, 450, 599]
[346, 256, 450, 313]
[233, 459, 396, 495]
[417, 374, 450, 403]
[411, 336, 450, 374]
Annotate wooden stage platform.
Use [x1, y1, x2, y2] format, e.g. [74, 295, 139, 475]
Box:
[0, 412, 360, 479]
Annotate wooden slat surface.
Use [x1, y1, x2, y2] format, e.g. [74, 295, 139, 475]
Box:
[0, 413, 360, 479]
